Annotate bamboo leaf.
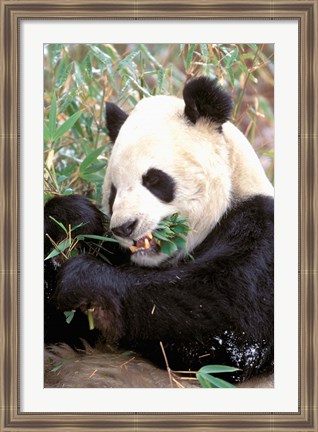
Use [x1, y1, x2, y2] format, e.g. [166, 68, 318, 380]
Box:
[227, 66, 235, 87]
[196, 373, 215, 388]
[247, 43, 258, 52]
[48, 94, 57, 139]
[53, 111, 83, 142]
[225, 47, 239, 68]
[240, 53, 256, 60]
[139, 44, 163, 68]
[156, 68, 164, 95]
[81, 160, 107, 175]
[84, 54, 93, 80]
[117, 49, 140, 71]
[122, 74, 151, 97]
[58, 91, 77, 114]
[49, 215, 68, 234]
[173, 237, 186, 249]
[70, 222, 86, 232]
[57, 175, 68, 184]
[200, 43, 209, 60]
[80, 173, 105, 183]
[89, 45, 112, 67]
[199, 365, 240, 374]
[197, 372, 236, 388]
[44, 238, 72, 260]
[76, 234, 118, 243]
[51, 363, 63, 373]
[55, 61, 73, 89]
[161, 241, 178, 256]
[44, 124, 50, 142]
[74, 62, 85, 88]
[51, 44, 62, 68]
[238, 58, 249, 74]
[153, 230, 174, 242]
[172, 225, 189, 234]
[89, 45, 119, 92]
[186, 44, 196, 70]
[64, 310, 75, 324]
[63, 188, 73, 195]
[80, 146, 106, 172]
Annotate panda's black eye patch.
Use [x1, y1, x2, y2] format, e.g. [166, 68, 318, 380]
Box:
[108, 183, 117, 214]
[142, 168, 176, 203]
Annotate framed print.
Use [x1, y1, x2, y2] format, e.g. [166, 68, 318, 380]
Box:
[0, 0, 317, 431]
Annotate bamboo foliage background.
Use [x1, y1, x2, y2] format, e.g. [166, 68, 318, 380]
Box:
[44, 43, 274, 206]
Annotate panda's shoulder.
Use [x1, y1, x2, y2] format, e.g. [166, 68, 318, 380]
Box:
[194, 194, 273, 259]
[222, 194, 274, 240]
[234, 194, 274, 220]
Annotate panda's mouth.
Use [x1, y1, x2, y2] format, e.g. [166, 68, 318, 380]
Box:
[129, 232, 159, 254]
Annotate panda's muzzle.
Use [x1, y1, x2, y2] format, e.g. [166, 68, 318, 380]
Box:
[111, 220, 160, 254]
[111, 219, 138, 238]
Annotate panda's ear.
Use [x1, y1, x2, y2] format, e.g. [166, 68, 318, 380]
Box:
[183, 76, 233, 127]
[105, 102, 128, 143]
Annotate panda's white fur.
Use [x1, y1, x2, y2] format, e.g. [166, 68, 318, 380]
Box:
[103, 95, 273, 267]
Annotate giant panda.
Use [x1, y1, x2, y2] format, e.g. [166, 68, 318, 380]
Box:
[44, 76, 274, 387]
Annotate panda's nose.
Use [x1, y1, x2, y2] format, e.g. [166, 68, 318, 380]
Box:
[111, 219, 138, 238]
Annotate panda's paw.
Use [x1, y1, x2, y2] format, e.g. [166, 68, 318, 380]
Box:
[55, 255, 124, 341]
[55, 255, 104, 310]
[44, 195, 107, 256]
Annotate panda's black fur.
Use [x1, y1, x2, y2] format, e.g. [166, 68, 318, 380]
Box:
[45, 77, 274, 384]
[104, 101, 128, 143]
[183, 76, 233, 127]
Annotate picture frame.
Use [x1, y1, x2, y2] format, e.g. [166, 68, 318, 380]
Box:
[0, 0, 317, 430]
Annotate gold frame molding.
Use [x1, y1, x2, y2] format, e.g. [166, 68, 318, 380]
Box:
[0, 0, 317, 431]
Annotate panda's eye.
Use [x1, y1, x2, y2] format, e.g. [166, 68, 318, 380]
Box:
[142, 168, 176, 203]
[144, 173, 159, 186]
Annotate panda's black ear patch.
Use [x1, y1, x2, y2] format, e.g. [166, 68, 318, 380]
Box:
[105, 102, 128, 143]
[183, 76, 233, 127]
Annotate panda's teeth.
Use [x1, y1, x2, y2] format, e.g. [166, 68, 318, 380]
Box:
[130, 232, 154, 254]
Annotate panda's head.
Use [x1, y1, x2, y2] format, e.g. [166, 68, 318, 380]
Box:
[102, 76, 272, 267]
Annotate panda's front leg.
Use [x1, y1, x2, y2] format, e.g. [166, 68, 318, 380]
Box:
[55, 252, 223, 350]
[55, 254, 126, 343]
